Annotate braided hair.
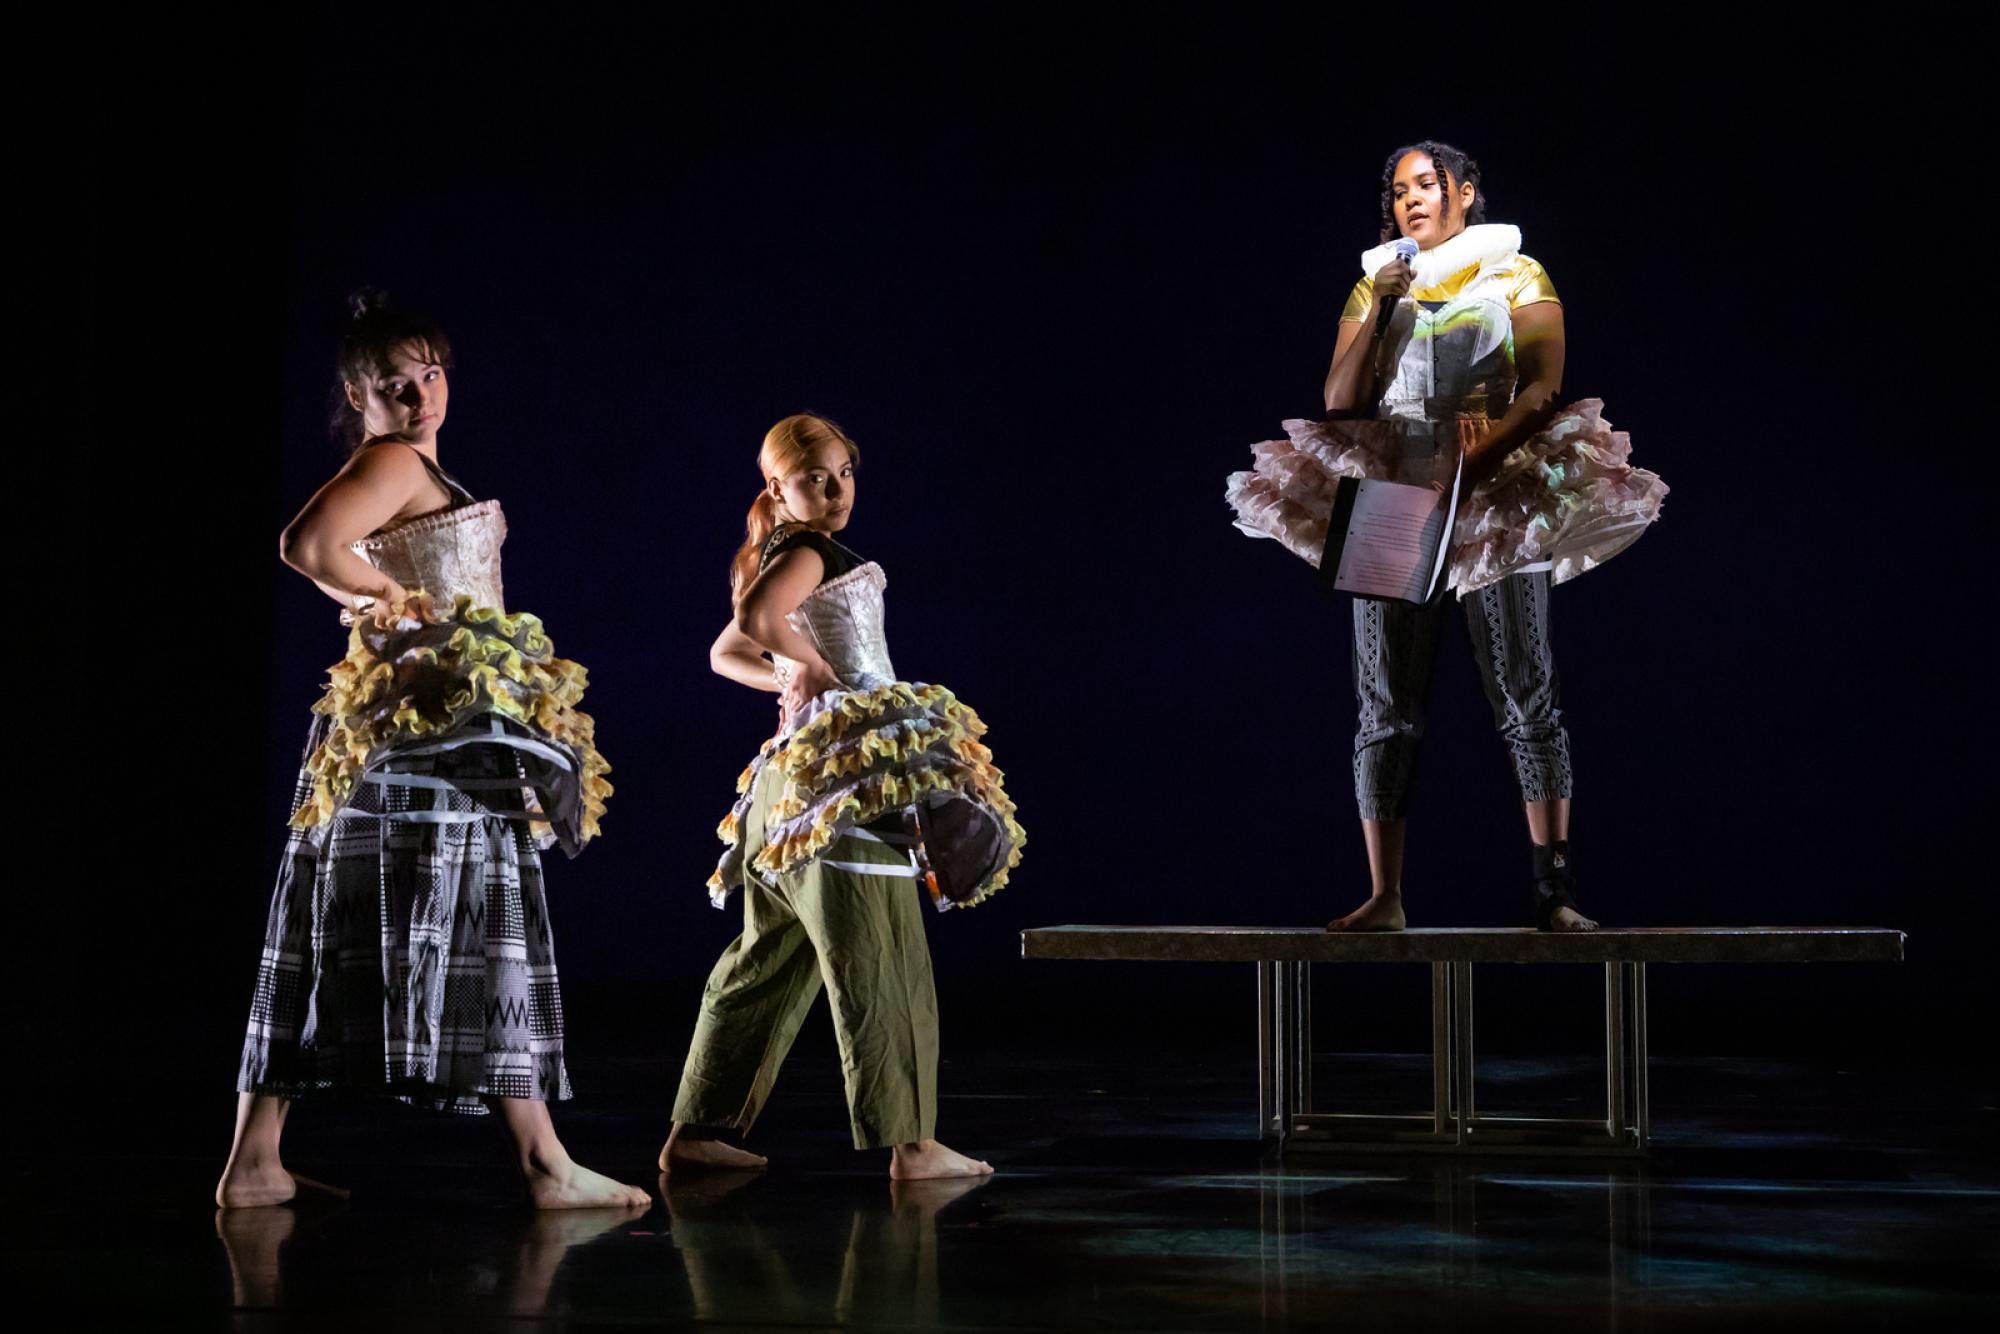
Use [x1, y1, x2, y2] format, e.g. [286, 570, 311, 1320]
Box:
[1377, 141, 1487, 242]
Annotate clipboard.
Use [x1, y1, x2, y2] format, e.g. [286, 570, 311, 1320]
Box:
[1317, 450, 1463, 605]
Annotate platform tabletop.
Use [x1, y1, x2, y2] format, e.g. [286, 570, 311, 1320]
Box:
[1020, 925, 1906, 964]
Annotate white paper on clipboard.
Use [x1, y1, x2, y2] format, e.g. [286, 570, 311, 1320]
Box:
[1320, 451, 1463, 604]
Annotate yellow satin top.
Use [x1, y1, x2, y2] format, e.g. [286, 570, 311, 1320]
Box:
[1339, 253, 1560, 324]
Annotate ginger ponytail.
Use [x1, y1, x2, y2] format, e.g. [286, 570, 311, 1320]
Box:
[726, 413, 861, 602]
[730, 490, 783, 602]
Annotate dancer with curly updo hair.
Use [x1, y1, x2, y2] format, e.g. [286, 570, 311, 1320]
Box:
[1226, 141, 1668, 933]
[217, 291, 644, 1210]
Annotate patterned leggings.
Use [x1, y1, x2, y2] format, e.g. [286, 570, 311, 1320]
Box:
[1352, 571, 1573, 820]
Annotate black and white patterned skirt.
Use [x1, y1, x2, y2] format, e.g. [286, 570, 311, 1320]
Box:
[236, 716, 572, 1113]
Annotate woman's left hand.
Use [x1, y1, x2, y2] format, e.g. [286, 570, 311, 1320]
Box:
[779, 657, 841, 725]
[1457, 417, 1503, 490]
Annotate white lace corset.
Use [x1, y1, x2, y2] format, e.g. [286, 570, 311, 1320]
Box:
[774, 562, 897, 690]
[351, 499, 508, 609]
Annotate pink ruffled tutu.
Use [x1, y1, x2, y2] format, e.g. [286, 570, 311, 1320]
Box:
[1224, 398, 1667, 596]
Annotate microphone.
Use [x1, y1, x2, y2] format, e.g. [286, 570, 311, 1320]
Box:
[1371, 237, 1420, 342]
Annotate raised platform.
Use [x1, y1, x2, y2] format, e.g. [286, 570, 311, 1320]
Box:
[1021, 925, 1907, 964]
[1021, 926, 1907, 1155]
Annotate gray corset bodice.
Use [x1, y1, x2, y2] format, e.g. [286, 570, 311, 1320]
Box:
[1373, 290, 1519, 487]
[1377, 291, 1517, 424]
[777, 562, 897, 690]
[352, 499, 508, 610]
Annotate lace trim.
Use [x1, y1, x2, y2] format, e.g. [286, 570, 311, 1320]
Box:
[800, 560, 887, 606]
[355, 498, 504, 549]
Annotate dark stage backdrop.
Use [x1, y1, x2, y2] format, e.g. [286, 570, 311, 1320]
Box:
[80, 12, 1992, 1116]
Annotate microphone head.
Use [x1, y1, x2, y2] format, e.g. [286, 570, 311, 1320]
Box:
[1393, 238, 1419, 262]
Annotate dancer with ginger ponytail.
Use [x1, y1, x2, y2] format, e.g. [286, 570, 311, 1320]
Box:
[661, 413, 1024, 1180]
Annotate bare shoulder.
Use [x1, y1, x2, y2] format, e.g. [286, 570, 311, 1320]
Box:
[338, 442, 453, 514]
[757, 539, 825, 585]
[339, 440, 429, 483]
[737, 541, 825, 626]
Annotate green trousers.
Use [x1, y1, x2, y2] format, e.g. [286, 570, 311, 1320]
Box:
[673, 764, 940, 1148]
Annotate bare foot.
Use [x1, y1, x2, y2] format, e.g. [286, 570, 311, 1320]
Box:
[1546, 904, 1599, 932]
[1328, 892, 1405, 932]
[216, 1160, 350, 1209]
[889, 1139, 994, 1181]
[659, 1125, 769, 1175]
[525, 1154, 652, 1210]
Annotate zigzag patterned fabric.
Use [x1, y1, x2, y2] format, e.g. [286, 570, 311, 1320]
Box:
[237, 716, 570, 1113]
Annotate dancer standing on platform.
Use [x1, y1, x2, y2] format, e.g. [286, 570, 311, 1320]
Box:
[218, 291, 644, 1209]
[1225, 141, 1667, 934]
[662, 413, 1023, 1180]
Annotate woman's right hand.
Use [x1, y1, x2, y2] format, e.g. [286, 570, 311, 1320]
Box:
[1372, 256, 1414, 303]
[342, 579, 412, 627]
[366, 582, 413, 625]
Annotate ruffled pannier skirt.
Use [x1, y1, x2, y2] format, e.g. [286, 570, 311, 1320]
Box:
[237, 597, 614, 1112]
[1224, 399, 1667, 595]
[291, 592, 612, 856]
[708, 682, 1026, 912]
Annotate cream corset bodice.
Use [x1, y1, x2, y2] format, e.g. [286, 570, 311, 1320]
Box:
[774, 562, 897, 691]
[352, 499, 508, 610]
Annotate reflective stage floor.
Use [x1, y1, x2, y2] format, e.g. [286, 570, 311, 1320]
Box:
[12, 1050, 1995, 1330]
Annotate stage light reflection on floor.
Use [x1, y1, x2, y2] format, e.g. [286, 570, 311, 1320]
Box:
[18, 1052, 1995, 1329]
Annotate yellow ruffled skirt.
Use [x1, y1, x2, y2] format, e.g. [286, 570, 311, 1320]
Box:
[709, 681, 1024, 911]
[291, 592, 612, 854]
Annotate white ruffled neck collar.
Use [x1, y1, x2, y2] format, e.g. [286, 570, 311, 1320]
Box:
[1360, 222, 1522, 286]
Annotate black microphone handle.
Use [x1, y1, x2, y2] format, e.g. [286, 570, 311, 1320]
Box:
[1370, 293, 1401, 342]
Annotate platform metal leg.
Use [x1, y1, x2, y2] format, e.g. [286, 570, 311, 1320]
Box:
[1430, 964, 1451, 1138]
[1257, 961, 1276, 1138]
[1630, 963, 1650, 1147]
[1604, 962, 1628, 1143]
[1293, 961, 1312, 1121]
[1276, 955, 1651, 1156]
[1257, 960, 1310, 1143]
[1451, 961, 1475, 1146]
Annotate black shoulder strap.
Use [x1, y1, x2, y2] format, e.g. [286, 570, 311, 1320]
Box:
[760, 522, 809, 573]
[412, 447, 475, 505]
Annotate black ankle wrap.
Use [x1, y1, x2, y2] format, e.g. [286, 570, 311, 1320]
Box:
[1531, 840, 1580, 932]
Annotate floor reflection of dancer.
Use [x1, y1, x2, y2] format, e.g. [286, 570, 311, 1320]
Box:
[214, 1199, 644, 1318]
[662, 414, 1025, 1180]
[1225, 141, 1667, 933]
[660, 1163, 985, 1325]
[216, 291, 646, 1209]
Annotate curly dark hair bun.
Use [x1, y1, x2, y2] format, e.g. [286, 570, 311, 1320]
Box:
[347, 286, 390, 320]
